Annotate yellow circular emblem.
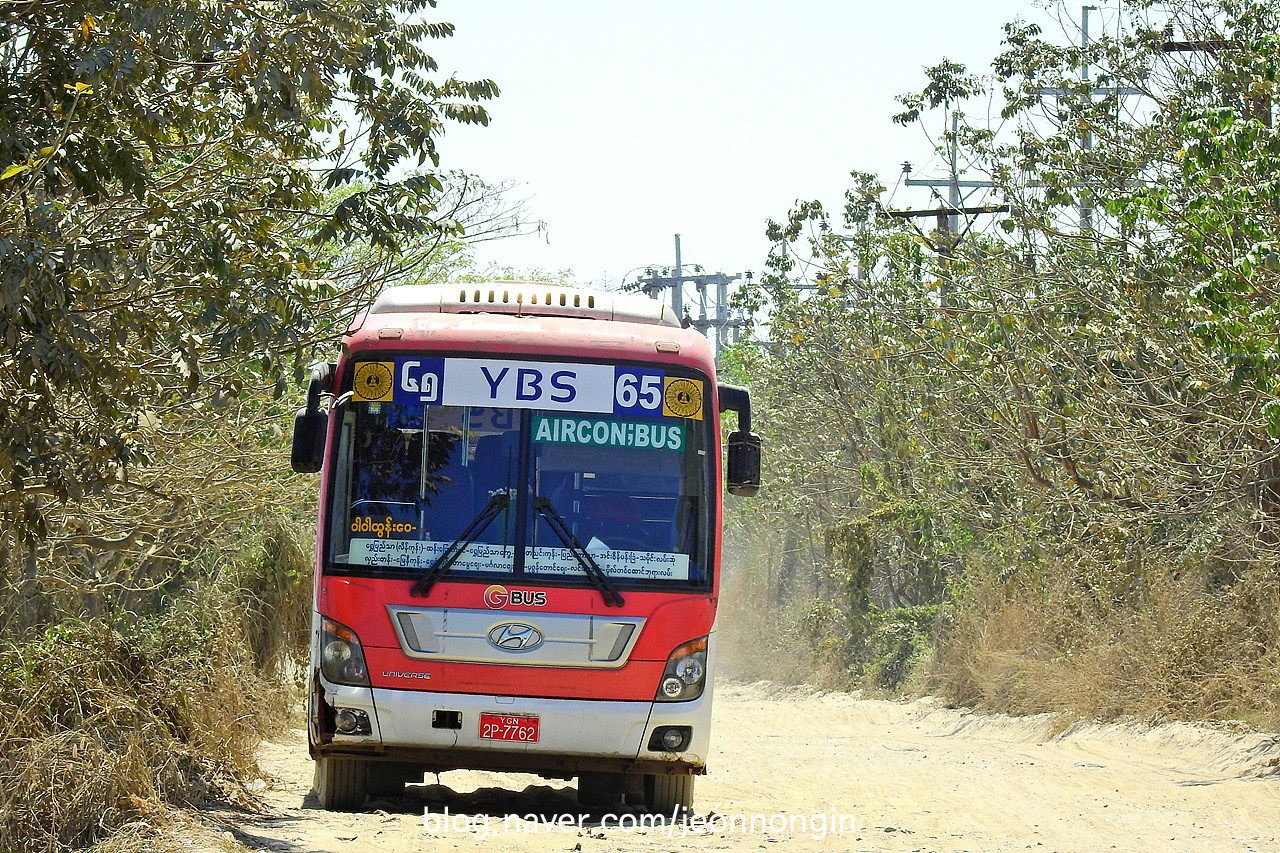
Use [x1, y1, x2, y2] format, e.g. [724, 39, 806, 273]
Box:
[664, 378, 703, 419]
[353, 361, 393, 401]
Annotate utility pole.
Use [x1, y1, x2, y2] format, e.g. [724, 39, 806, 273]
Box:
[884, 204, 1010, 307]
[1031, 5, 1143, 230]
[893, 7, 1129, 246]
[671, 234, 683, 318]
[1081, 4, 1095, 231]
[632, 235, 748, 363]
[891, 110, 1002, 306]
[902, 108, 1000, 246]
[902, 114, 987, 236]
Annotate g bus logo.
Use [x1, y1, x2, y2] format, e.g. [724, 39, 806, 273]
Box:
[483, 584, 548, 609]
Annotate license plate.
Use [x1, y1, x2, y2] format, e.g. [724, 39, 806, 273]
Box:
[478, 712, 540, 742]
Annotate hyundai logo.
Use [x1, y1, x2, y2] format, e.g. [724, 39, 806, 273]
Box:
[487, 622, 544, 651]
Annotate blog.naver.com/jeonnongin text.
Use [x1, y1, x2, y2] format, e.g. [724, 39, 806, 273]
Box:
[423, 807, 858, 840]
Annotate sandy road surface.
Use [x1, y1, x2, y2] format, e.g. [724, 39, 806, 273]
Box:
[209, 681, 1280, 853]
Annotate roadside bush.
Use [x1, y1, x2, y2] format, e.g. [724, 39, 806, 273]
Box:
[233, 519, 313, 673]
[931, 537, 1280, 727]
[0, 522, 311, 853]
[863, 605, 940, 691]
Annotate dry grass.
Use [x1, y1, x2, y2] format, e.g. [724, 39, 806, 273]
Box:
[931, 548, 1280, 728]
[0, 519, 311, 853]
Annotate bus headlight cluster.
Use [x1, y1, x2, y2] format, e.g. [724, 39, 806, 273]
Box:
[656, 637, 708, 702]
[320, 617, 371, 687]
[334, 707, 372, 736]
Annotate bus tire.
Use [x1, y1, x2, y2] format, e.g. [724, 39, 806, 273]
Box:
[622, 773, 646, 805]
[314, 756, 368, 811]
[576, 771, 625, 807]
[645, 773, 694, 816]
[367, 761, 418, 798]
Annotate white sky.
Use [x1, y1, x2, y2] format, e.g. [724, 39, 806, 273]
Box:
[429, 1, 1068, 288]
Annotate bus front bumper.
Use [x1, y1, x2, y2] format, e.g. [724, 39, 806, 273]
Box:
[314, 680, 713, 776]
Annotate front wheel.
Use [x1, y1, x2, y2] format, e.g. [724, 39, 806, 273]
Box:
[314, 756, 368, 811]
[577, 771, 625, 807]
[645, 773, 694, 816]
[366, 761, 420, 798]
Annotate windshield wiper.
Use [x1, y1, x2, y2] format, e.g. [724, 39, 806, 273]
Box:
[410, 492, 510, 597]
[532, 496, 624, 608]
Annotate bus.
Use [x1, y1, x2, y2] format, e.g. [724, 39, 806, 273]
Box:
[290, 282, 760, 814]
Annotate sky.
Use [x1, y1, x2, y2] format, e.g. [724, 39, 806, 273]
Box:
[426, 1, 1072, 289]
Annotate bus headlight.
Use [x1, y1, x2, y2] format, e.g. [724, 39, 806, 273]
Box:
[656, 637, 707, 702]
[334, 707, 372, 736]
[320, 617, 371, 686]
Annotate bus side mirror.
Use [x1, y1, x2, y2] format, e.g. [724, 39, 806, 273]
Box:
[291, 362, 335, 474]
[291, 409, 327, 473]
[727, 430, 762, 497]
[719, 382, 762, 497]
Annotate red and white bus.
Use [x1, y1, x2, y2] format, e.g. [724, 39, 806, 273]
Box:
[291, 282, 760, 814]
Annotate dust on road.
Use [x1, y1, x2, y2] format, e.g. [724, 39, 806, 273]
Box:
[210, 680, 1280, 853]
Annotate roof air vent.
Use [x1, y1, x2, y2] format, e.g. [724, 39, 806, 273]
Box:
[365, 282, 681, 327]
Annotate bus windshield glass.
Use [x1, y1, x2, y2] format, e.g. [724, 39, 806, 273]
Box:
[327, 366, 712, 587]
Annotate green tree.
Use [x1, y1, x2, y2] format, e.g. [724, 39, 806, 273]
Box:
[0, 1, 495, 541]
[735, 0, 1280, 706]
[0, 2, 514, 628]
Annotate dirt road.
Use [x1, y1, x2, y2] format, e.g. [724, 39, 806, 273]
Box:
[211, 681, 1280, 853]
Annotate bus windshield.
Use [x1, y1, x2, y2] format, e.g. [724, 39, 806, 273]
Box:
[328, 400, 712, 587]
